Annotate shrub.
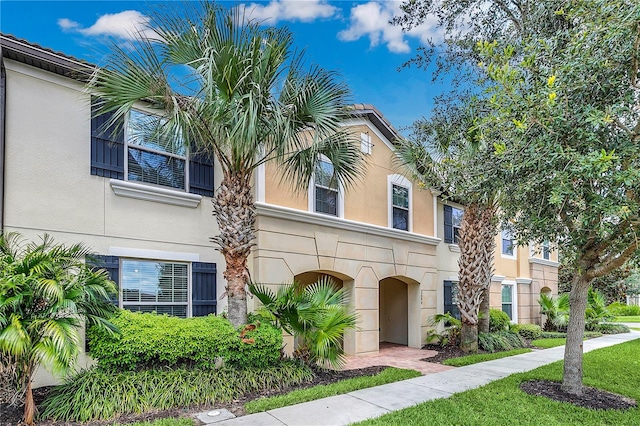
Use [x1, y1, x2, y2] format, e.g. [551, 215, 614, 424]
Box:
[607, 302, 640, 316]
[425, 313, 461, 346]
[538, 293, 569, 332]
[489, 309, 511, 332]
[40, 361, 313, 422]
[585, 288, 614, 331]
[596, 323, 630, 334]
[478, 331, 526, 353]
[513, 323, 542, 340]
[88, 310, 282, 371]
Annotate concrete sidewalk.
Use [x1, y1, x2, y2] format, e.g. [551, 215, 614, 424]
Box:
[199, 331, 640, 426]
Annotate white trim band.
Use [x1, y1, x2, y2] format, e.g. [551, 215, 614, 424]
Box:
[108, 247, 201, 262]
[528, 258, 560, 268]
[110, 179, 202, 208]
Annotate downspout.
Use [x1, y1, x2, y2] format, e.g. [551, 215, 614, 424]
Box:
[0, 54, 6, 231]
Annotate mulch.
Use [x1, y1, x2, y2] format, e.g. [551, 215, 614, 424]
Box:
[520, 380, 637, 410]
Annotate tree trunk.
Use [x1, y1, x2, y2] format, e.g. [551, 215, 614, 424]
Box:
[211, 172, 256, 327]
[562, 274, 590, 395]
[23, 374, 35, 426]
[460, 321, 478, 353]
[478, 288, 490, 333]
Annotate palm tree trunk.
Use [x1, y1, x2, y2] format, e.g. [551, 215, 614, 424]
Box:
[562, 273, 590, 395]
[478, 288, 490, 333]
[23, 368, 35, 426]
[211, 172, 256, 327]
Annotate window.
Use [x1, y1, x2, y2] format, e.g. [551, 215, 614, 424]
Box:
[542, 241, 551, 260]
[122, 259, 189, 317]
[444, 280, 460, 319]
[392, 184, 409, 231]
[360, 132, 373, 154]
[314, 158, 339, 216]
[502, 284, 513, 320]
[90, 101, 214, 197]
[502, 230, 515, 256]
[126, 110, 186, 190]
[444, 205, 463, 244]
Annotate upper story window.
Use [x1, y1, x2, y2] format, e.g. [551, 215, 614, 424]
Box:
[126, 110, 186, 190]
[502, 229, 516, 257]
[360, 132, 373, 155]
[542, 241, 551, 260]
[90, 101, 214, 198]
[444, 205, 463, 244]
[314, 158, 339, 216]
[388, 175, 412, 231]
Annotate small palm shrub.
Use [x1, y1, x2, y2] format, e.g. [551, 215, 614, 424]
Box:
[425, 313, 461, 346]
[478, 331, 526, 353]
[511, 323, 542, 340]
[585, 288, 614, 331]
[249, 276, 357, 369]
[489, 309, 511, 332]
[41, 361, 313, 422]
[0, 233, 118, 425]
[88, 310, 282, 371]
[539, 293, 570, 332]
[607, 302, 640, 316]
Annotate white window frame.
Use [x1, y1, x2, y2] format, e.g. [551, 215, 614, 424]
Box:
[501, 281, 518, 323]
[451, 206, 463, 244]
[308, 155, 344, 218]
[119, 257, 192, 318]
[388, 174, 412, 231]
[501, 229, 517, 259]
[360, 132, 373, 155]
[125, 109, 189, 192]
[542, 241, 551, 260]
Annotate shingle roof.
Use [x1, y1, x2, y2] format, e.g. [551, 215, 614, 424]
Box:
[350, 103, 400, 143]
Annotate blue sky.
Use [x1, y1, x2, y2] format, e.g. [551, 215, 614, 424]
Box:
[1, 1, 452, 132]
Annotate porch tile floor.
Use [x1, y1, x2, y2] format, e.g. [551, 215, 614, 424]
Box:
[342, 342, 455, 375]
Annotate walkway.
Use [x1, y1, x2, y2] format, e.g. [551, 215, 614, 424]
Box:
[342, 342, 454, 375]
[198, 332, 640, 426]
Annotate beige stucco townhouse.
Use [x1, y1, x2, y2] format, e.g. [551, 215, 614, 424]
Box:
[0, 34, 558, 386]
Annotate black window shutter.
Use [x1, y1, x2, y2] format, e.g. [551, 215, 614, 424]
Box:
[192, 262, 217, 316]
[444, 205, 453, 243]
[91, 99, 125, 179]
[189, 153, 214, 197]
[86, 255, 120, 306]
[443, 280, 460, 320]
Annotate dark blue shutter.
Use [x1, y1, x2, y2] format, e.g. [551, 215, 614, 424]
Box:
[86, 255, 119, 306]
[192, 262, 217, 316]
[91, 99, 125, 179]
[444, 205, 453, 243]
[443, 280, 460, 320]
[189, 153, 214, 197]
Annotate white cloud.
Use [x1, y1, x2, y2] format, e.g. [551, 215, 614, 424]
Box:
[238, 0, 337, 25]
[58, 11, 158, 40]
[338, 1, 441, 54]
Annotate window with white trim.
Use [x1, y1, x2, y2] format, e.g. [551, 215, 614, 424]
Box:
[121, 259, 189, 317]
[502, 284, 513, 320]
[542, 241, 551, 260]
[501, 229, 515, 257]
[314, 158, 339, 216]
[360, 132, 373, 154]
[444, 205, 464, 243]
[126, 110, 187, 190]
[392, 185, 409, 231]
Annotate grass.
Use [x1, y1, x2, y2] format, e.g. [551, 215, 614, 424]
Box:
[615, 316, 640, 323]
[442, 348, 532, 367]
[355, 339, 640, 426]
[116, 420, 195, 426]
[244, 367, 420, 414]
[530, 338, 567, 349]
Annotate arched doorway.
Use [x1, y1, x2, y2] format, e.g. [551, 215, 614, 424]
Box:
[379, 277, 408, 345]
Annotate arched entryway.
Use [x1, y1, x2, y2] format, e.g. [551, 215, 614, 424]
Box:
[379, 276, 421, 347]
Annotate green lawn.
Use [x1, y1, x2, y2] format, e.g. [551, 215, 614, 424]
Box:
[355, 339, 640, 426]
[244, 367, 420, 414]
[442, 349, 532, 367]
[530, 338, 567, 349]
[615, 316, 640, 323]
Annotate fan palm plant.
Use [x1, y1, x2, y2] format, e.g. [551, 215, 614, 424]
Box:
[0, 233, 117, 425]
[538, 293, 570, 332]
[89, 3, 365, 327]
[249, 276, 357, 369]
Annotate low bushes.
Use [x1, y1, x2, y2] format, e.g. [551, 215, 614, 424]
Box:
[88, 310, 282, 371]
[478, 331, 526, 353]
[607, 302, 640, 316]
[596, 323, 630, 334]
[510, 323, 542, 340]
[40, 361, 313, 422]
[488, 309, 511, 332]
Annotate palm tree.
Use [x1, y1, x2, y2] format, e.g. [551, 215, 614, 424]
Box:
[538, 293, 570, 332]
[249, 276, 357, 369]
[89, 3, 365, 327]
[0, 233, 117, 425]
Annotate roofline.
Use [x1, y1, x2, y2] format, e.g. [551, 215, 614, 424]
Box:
[350, 103, 400, 143]
[0, 33, 94, 81]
